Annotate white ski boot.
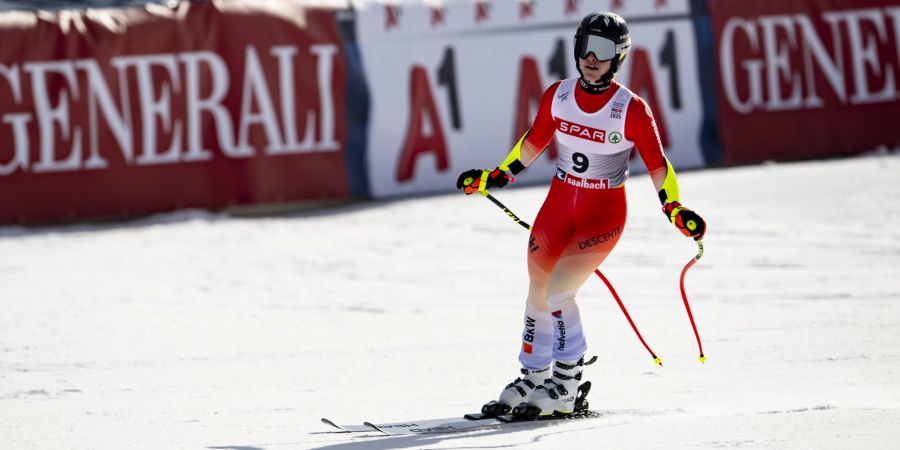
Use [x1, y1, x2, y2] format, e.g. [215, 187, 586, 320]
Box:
[513, 357, 591, 418]
[480, 366, 550, 417]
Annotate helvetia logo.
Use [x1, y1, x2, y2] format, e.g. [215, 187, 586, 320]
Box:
[554, 310, 566, 352]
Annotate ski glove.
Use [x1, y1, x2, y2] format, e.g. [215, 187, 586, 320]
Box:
[663, 202, 706, 241]
[456, 168, 515, 195]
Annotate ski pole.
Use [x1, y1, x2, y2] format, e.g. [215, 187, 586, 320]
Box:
[591, 268, 662, 366]
[484, 192, 531, 232]
[679, 239, 706, 363]
[481, 192, 663, 366]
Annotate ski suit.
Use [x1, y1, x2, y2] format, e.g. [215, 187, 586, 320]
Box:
[519, 77, 668, 369]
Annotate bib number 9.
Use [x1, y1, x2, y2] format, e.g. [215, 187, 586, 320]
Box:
[572, 152, 589, 173]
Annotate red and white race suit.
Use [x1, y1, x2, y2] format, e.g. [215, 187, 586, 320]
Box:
[518, 77, 668, 369]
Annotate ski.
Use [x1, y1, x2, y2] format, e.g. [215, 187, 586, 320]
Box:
[363, 416, 501, 435]
[360, 410, 600, 436]
[322, 416, 501, 435]
[496, 409, 600, 423]
[320, 417, 375, 433]
[326, 382, 598, 436]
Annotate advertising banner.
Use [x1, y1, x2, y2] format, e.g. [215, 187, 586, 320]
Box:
[356, 0, 710, 198]
[0, 1, 360, 224]
[709, 0, 900, 163]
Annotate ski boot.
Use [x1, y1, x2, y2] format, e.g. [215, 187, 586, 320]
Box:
[479, 366, 550, 417]
[511, 356, 597, 420]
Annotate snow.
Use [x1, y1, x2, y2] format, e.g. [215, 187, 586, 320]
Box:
[2, 154, 899, 449]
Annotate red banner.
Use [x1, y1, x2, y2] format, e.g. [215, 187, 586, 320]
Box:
[0, 1, 349, 224]
[709, 0, 900, 164]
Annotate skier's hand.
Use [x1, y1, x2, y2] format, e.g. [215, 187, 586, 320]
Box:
[663, 202, 706, 240]
[456, 168, 515, 195]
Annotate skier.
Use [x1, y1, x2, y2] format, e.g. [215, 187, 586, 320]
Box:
[457, 12, 706, 418]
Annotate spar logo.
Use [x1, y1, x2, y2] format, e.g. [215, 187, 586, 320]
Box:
[557, 120, 606, 143]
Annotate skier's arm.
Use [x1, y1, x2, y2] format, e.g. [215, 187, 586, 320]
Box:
[501, 81, 561, 171]
[625, 97, 669, 193]
[626, 97, 706, 240]
[457, 82, 560, 195]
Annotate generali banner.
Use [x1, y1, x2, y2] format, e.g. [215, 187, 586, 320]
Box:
[0, 1, 364, 224]
[709, 0, 900, 164]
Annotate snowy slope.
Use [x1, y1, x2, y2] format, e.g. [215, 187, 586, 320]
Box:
[2, 154, 899, 449]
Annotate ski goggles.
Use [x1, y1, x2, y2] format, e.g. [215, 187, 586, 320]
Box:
[574, 34, 630, 61]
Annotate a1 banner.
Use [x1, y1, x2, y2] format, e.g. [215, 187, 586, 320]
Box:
[356, 0, 709, 198]
[709, 0, 900, 164]
[0, 1, 360, 224]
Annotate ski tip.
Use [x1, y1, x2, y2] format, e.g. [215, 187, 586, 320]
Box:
[321, 417, 352, 432]
[363, 421, 387, 435]
[321, 417, 347, 431]
[698, 354, 707, 364]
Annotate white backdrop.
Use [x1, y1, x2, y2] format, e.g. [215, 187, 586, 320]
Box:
[355, 0, 707, 197]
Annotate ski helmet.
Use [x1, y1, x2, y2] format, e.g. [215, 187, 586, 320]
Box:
[574, 12, 631, 83]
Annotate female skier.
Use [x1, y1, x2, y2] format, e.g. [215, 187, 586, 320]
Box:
[457, 11, 706, 418]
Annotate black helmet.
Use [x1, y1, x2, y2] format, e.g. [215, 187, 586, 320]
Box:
[574, 12, 631, 83]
